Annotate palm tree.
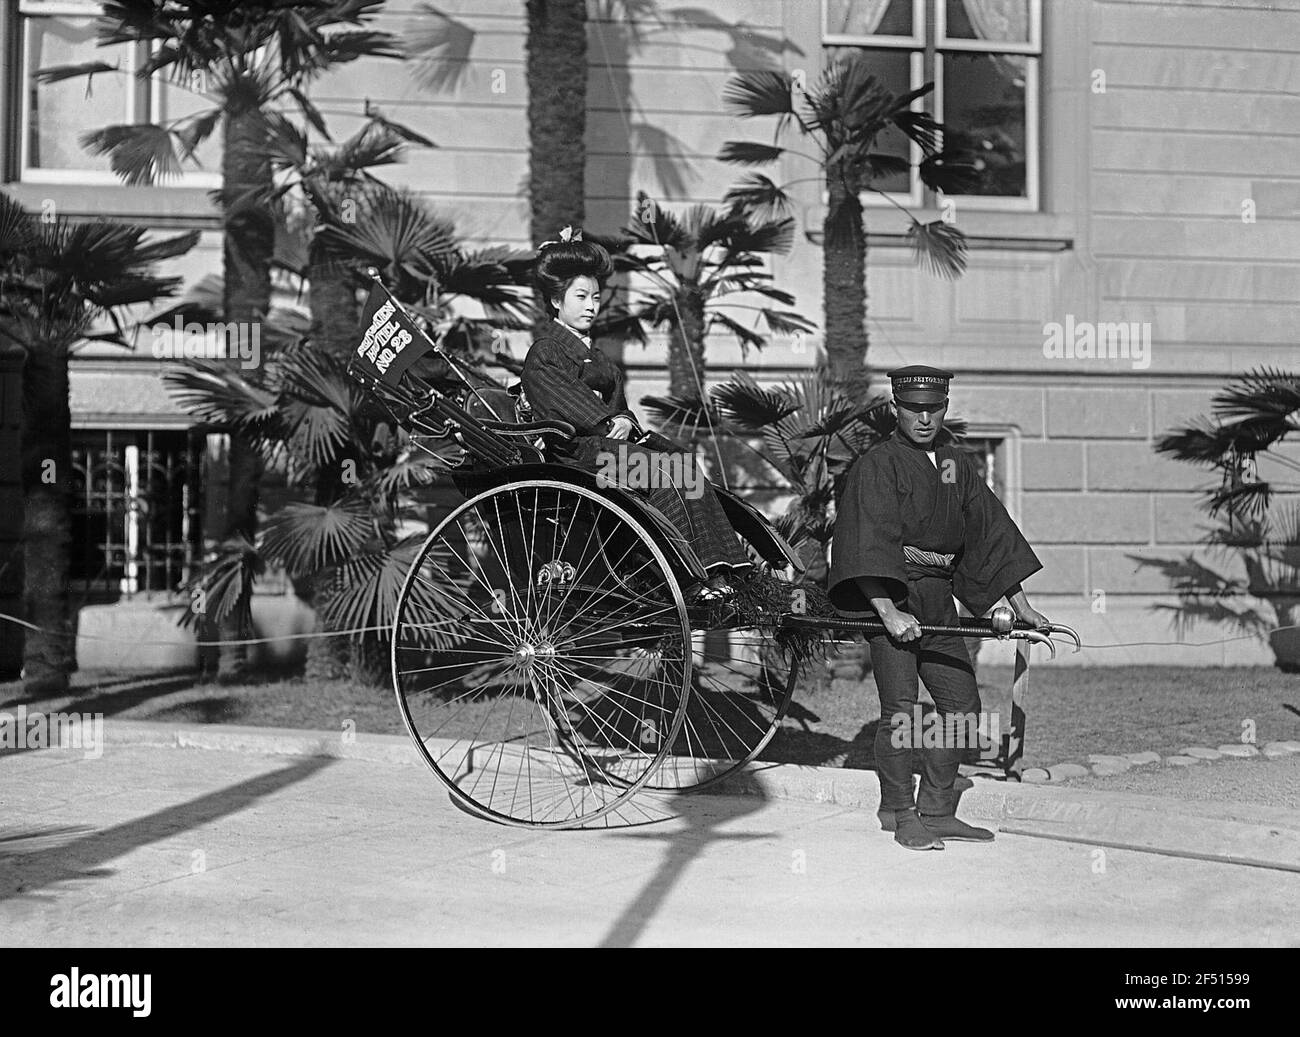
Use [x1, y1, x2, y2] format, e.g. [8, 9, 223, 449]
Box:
[163, 193, 531, 682]
[277, 162, 532, 678]
[233, 111, 434, 677]
[613, 192, 815, 403]
[1148, 368, 1300, 668]
[719, 52, 977, 396]
[526, 0, 588, 250]
[40, 0, 403, 678]
[319, 181, 535, 351]
[0, 191, 196, 696]
[164, 341, 448, 681]
[642, 371, 969, 583]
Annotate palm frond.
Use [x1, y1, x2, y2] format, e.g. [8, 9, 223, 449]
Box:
[259, 498, 375, 577]
[370, 445, 448, 497]
[0, 192, 37, 257]
[918, 148, 981, 194]
[623, 191, 690, 250]
[712, 372, 800, 430]
[162, 361, 281, 434]
[173, 105, 222, 161]
[722, 71, 796, 118]
[723, 173, 792, 223]
[320, 29, 402, 65]
[862, 152, 910, 180]
[35, 59, 122, 85]
[1212, 368, 1300, 433]
[717, 141, 785, 166]
[639, 392, 718, 429]
[755, 311, 815, 343]
[279, 354, 355, 466]
[707, 310, 767, 354]
[320, 184, 457, 292]
[316, 533, 427, 635]
[726, 215, 797, 256]
[905, 219, 968, 280]
[177, 536, 263, 633]
[404, 3, 477, 93]
[891, 109, 942, 153]
[80, 123, 183, 185]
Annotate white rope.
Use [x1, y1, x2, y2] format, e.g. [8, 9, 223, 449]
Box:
[3, 609, 1297, 653]
[0, 611, 388, 647]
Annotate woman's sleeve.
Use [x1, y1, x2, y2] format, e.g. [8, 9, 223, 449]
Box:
[522, 339, 620, 435]
[609, 365, 639, 428]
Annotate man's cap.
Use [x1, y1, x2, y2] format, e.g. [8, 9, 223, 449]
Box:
[888, 365, 953, 405]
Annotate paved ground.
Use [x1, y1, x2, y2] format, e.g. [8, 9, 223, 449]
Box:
[1, 743, 1296, 947]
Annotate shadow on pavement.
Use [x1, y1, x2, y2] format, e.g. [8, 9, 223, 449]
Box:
[597, 786, 775, 947]
[0, 670, 201, 714]
[0, 755, 335, 904]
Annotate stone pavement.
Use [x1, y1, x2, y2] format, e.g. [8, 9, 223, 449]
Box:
[1, 736, 1297, 947]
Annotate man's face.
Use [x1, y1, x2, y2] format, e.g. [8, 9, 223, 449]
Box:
[895, 397, 947, 447]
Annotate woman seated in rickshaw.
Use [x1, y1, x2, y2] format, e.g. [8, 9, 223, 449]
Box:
[521, 230, 752, 599]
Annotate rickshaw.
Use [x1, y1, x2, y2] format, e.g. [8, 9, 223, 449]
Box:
[348, 284, 1077, 829]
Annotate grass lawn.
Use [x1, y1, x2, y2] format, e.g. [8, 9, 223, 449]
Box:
[5, 664, 1298, 770]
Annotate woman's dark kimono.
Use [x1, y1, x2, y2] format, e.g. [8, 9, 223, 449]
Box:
[521, 320, 750, 574]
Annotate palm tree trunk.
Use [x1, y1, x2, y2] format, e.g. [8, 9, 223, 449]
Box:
[822, 174, 870, 397]
[526, 0, 587, 251]
[216, 109, 274, 681]
[305, 236, 359, 680]
[667, 291, 707, 402]
[309, 238, 359, 361]
[20, 338, 73, 697]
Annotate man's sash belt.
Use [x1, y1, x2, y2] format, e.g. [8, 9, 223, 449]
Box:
[902, 544, 956, 580]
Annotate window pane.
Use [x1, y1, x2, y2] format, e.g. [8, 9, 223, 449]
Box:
[941, 52, 1027, 197]
[825, 0, 914, 38]
[944, 0, 1030, 43]
[25, 16, 132, 171]
[824, 47, 914, 193]
[156, 74, 223, 173]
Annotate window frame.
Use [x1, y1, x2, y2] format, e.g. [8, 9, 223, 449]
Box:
[819, 0, 1041, 212]
[17, 0, 221, 188]
[821, 0, 926, 48]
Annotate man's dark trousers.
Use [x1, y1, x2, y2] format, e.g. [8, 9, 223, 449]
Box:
[868, 573, 981, 816]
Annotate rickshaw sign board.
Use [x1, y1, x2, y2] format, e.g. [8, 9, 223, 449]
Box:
[354, 282, 436, 386]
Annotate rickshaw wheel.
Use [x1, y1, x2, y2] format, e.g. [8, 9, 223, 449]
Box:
[637, 577, 801, 793]
[392, 480, 692, 828]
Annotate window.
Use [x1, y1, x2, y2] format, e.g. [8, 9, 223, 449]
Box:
[18, 0, 220, 185]
[959, 436, 1004, 498]
[70, 428, 204, 602]
[822, 0, 1040, 210]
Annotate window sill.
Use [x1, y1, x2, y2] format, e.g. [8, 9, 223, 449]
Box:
[1, 181, 220, 227]
[803, 206, 1075, 250]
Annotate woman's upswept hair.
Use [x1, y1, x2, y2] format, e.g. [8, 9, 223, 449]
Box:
[533, 235, 614, 315]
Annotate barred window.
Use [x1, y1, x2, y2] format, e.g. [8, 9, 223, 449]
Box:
[70, 428, 204, 601]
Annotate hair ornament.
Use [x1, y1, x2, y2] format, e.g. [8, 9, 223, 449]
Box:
[539, 225, 583, 251]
